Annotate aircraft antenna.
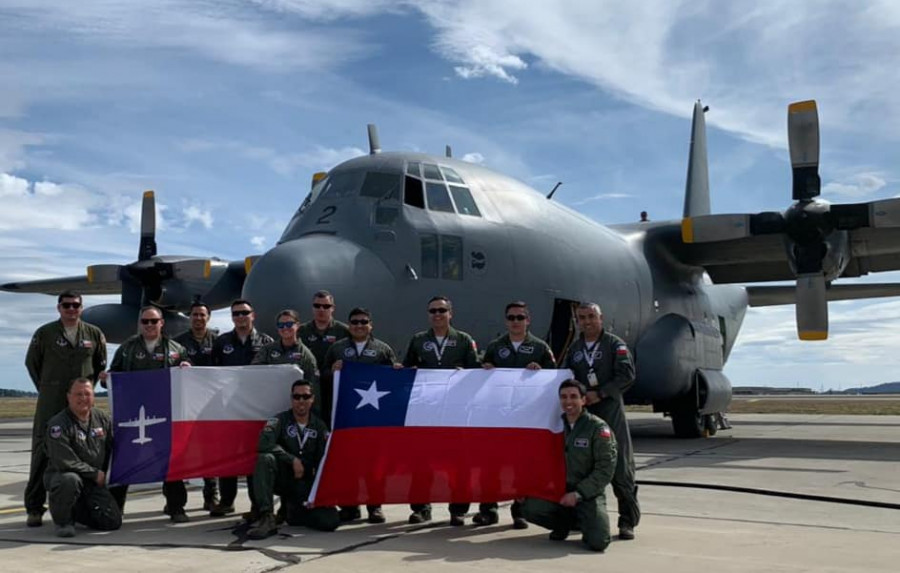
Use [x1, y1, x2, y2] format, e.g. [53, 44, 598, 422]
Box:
[546, 181, 562, 200]
[445, 145, 452, 158]
[367, 124, 381, 155]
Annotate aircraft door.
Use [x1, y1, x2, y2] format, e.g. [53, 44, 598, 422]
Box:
[546, 298, 579, 362]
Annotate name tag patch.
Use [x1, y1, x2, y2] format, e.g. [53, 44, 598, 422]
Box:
[574, 438, 589, 448]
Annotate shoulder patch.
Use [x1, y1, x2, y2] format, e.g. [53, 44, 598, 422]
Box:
[49, 425, 62, 439]
[599, 426, 612, 439]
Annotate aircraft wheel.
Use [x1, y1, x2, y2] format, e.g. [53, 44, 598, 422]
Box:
[671, 408, 704, 438]
[704, 414, 718, 436]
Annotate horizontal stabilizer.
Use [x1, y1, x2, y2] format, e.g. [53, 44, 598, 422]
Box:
[747, 283, 900, 307]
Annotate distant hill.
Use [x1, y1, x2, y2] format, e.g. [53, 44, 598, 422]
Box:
[839, 382, 900, 394]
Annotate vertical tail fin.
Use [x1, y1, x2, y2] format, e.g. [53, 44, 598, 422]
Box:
[683, 101, 711, 217]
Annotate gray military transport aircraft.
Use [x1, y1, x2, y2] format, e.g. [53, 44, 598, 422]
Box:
[6, 100, 900, 438]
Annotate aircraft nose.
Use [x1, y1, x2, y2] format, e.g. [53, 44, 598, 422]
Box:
[242, 235, 395, 332]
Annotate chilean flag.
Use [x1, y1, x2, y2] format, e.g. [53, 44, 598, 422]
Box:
[108, 365, 301, 485]
[309, 363, 568, 506]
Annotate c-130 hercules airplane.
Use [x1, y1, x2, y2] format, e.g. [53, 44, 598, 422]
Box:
[6, 100, 900, 438]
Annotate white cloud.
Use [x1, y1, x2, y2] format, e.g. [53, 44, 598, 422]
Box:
[2, 0, 372, 72]
[822, 173, 888, 199]
[0, 173, 100, 231]
[0, 130, 45, 172]
[250, 236, 267, 250]
[183, 205, 213, 229]
[571, 192, 633, 206]
[461, 152, 485, 164]
[177, 137, 365, 176]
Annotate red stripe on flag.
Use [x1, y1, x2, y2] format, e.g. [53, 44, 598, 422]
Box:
[168, 420, 265, 481]
[313, 427, 566, 506]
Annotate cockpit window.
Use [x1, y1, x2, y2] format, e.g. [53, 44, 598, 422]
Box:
[422, 163, 443, 181]
[360, 172, 401, 199]
[407, 162, 421, 177]
[321, 170, 365, 199]
[441, 166, 465, 184]
[448, 186, 481, 216]
[425, 182, 454, 213]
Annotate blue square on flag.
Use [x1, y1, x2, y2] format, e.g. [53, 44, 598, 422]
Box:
[332, 362, 416, 429]
[109, 369, 173, 484]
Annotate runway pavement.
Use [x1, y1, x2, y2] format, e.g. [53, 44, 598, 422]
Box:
[1, 413, 898, 572]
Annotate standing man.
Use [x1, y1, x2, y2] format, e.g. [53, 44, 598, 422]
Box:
[561, 302, 639, 540]
[247, 380, 339, 539]
[324, 307, 400, 524]
[107, 305, 191, 522]
[521, 379, 617, 552]
[252, 309, 319, 403]
[24, 290, 107, 527]
[210, 299, 273, 518]
[298, 290, 349, 424]
[173, 301, 220, 510]
[478, 301, 556, 528]
[403, 295, 480, 525]
[44, 377, 122, 537]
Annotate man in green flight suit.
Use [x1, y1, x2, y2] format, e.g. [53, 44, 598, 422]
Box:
[247, 379, 339, 539]
[172, 301, 220, 510]
[403, 295, 480, 525]
[521, 379, 618, 552]
[106, 305, 191, 522]
[253, 309, 319, 409]
[298, 290, 350, 425]
[44, 377, 122, 538]
[561, 302, 639, 540]
[24, 290, 107, 527]
[324, 307, 401, 524]
[478, 300, 557, 529]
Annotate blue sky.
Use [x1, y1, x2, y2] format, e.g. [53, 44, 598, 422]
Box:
[1, 1, 899, 392]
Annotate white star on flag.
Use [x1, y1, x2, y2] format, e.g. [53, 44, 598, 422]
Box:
[355, 380, 390, 410]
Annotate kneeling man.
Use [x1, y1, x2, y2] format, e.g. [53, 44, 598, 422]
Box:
[248, 380, 339, 539]
[45, 377, 122, 537]
[521, 379, 617, 552]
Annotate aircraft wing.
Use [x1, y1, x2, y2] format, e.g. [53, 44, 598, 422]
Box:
[143, 417, 166, 426]
[118, 420, 141, 427]
[676, 222, 900, 283]
[747, 283, 900, 306]
[0, 275, 121, 295]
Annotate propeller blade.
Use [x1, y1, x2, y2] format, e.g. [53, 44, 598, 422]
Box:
[138, 190, 157, 261]
[788, 100, 821, 201]
[796, 272, 828, 340]
[86, 264, 122, 284]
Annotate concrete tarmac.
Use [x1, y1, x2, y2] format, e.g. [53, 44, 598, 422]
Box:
[1, 413, 898, 572]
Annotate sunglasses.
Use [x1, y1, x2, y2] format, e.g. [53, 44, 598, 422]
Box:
[232, 310, 252, 317]
[60, 302, 82, 310]
[506, 314, 528, 321]
[349, 319, 370, 325]
[140, 318, 161, 325]
[292, 393, 314, 401]
[276, 321, 296, 329]
[312, 303, 334, 310]
[428, 307, 449, 314]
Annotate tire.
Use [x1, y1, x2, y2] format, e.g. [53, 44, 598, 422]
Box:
[671, 408, 704, 438]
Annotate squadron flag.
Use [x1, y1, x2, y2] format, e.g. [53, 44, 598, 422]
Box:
[309, 362, 568, 506]
[108, 365, 301, 485]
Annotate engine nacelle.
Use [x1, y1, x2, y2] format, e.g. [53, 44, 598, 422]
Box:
[82, 303, 189, 344]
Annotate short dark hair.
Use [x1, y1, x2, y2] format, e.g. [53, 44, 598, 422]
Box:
[428, 295, 452, 309]
[139, 305, 163, 318]
[291, 379, 313, 393]
[67, 377, 93, 393]
[190, 301, 211, 315]
[559, 379, 586, 397]
[348, 307, 371, 320]
[58, 290, 82, 303]
[505, 301, 528, 314]
[313, 290, 333, 302]
[231, 299, 253, 310]
[277, 309, 301, 323]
